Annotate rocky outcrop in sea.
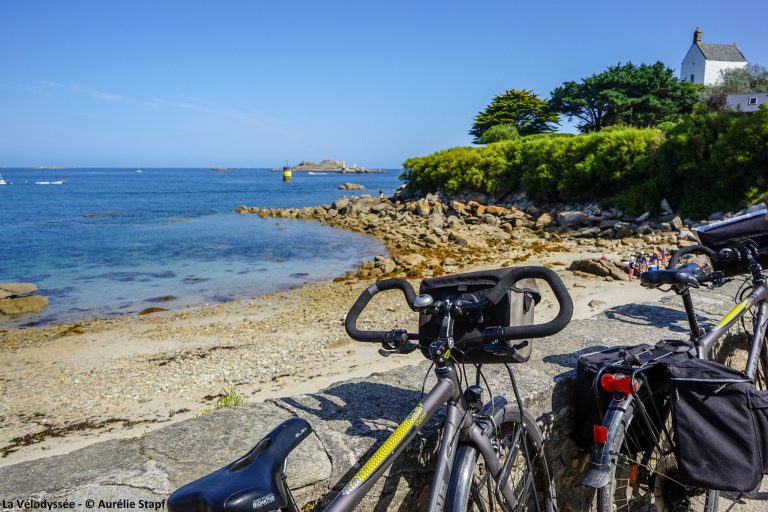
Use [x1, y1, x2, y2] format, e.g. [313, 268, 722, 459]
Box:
[288, 160, 384, 173]
[0, 283, 48, 316]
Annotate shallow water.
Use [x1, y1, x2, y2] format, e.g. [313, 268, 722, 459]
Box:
[0, 168, 401, 326]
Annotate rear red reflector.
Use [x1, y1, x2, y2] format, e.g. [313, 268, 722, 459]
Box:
[600, 373, 640, 394]
[593, 425, 607, 444]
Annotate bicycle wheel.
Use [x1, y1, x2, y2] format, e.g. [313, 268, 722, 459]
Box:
[446, 405, 554, 512]
[592, 400, 718, 512]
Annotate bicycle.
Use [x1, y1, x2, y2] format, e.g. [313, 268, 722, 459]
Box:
[582, 238, 768, 512]
[167, 266, 573, 512]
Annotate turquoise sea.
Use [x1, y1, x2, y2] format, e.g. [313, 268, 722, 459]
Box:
[0, 168, 402, 327]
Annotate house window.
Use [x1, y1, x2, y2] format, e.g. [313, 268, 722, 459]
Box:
[690, 74, 695, 83]
[748, 97, 758, 105]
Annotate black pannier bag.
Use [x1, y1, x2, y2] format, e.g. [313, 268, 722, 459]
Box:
[668, 358, 761, 492]
[572, 343, 692, 452]
[749, 387, 768, 476]
[418, 268, 538, 364]
[695, 209, 768, 276]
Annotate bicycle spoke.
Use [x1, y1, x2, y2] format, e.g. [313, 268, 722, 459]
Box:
[465, 419, 550, 512]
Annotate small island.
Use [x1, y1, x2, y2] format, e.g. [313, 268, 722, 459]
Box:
[285, 160, 384, 174]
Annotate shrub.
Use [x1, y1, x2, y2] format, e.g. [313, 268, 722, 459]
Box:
[402, 108, 768, 218]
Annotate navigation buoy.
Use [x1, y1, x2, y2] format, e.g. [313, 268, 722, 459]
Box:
[282, 167, 292, 182]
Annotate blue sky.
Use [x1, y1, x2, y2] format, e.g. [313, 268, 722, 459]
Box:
[1, 1, 766, 168]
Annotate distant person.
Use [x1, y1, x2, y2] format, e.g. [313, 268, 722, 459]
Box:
[649, 252, 659, 271]
[637, 251, 648, 272]
[660, 246, 668, 265]
[379, 189, 384, 198]
[628, 255, 637, 281]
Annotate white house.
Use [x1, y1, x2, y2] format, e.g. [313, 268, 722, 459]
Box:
[680, 28, 747, 85]
[726, 93, 768, 112]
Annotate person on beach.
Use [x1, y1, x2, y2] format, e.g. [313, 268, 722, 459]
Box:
[636, 251, 648, 272]
[379, 189, 384, 198]
[660, 246, 667, 266]
[628, 255, 637, 280]
[649, 251, 659, 271]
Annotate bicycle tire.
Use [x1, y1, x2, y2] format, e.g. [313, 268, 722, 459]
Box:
[446, 405, 554, 512]
[592, 400, 719, 512]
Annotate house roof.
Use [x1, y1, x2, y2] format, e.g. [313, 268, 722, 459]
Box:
[697, 43, 747, 62]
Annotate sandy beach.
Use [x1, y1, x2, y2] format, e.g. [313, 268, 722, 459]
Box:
[0, 194, 671, 467]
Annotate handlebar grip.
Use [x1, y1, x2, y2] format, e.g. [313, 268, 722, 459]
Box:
[668, 245, 717, 269]
[345, 279, 417, 343]
[493, 266, 574, 340]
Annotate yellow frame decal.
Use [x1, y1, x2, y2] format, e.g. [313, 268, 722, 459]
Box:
[341, 403, 427, 495]
[715, 299, 750, 330]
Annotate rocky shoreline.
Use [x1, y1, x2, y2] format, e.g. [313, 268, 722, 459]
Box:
[236, 191, 690, 281]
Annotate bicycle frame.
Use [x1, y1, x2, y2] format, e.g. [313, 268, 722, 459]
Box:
[323, 361, 516, 512]
[697, 284, 768, 379]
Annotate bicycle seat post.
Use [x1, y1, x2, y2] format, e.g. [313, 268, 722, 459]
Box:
[679, 287, 703, 340]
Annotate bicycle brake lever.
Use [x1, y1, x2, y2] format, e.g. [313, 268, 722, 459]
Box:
[378, 347, 395, 357]
[378, 341, 418, 358]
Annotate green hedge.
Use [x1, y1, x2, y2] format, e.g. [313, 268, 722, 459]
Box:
[402, 107, 768, 218]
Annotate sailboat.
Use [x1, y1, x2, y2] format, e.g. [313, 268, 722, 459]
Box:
[0, 173, 6, 185]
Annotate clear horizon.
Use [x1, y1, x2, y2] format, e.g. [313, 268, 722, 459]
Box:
[1, 0, 766, 168]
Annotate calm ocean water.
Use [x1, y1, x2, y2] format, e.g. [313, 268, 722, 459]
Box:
[0, 168, 402, 327]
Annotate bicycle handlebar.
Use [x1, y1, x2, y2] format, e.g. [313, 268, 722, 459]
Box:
[668, 244, 718, 269]
[344, 267, 574, 344]
[344, 279, 417, 342]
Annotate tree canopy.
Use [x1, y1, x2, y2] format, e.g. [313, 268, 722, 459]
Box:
[549, 62, 699, 132]
[469, 89, 558, 143]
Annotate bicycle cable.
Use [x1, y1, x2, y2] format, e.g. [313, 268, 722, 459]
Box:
[419, 362, 435, 399]
[451, 346, 499, 432]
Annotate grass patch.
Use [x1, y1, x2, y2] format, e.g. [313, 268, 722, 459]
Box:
[197, 386, 246, 417]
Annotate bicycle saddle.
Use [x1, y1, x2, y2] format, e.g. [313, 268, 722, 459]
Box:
[168, 417, 312, 512]
[640, 263, 701, 288]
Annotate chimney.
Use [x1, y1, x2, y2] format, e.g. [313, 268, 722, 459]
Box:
[694, 27, 702, 44]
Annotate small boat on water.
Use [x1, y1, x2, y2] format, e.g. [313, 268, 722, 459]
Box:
[36, 168, 65, 184]
[0, 174, 6, 185]
[136, 169, 143, 173]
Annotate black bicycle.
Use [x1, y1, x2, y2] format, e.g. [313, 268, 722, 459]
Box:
[583, 230, 768, 511]
[168, 266, 573, 512]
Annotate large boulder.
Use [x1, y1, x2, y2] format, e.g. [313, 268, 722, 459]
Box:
[332, 197, 350, 210]
[396, 254, 426, 268]
[415, 199, 431, 217]
[556, 211, 590, 227]
[0, 283, 38, 299]
[535, 213, 553, 229]
[670, 216, 685, 231]
[338, 183, 365, 191]
[0, 295, 48, 315]
[569, 258, 627, 281]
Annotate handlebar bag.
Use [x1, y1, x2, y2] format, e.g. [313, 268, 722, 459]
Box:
[571, 343, 691, 452]
[668, 358, 761, 492]
[694, 209, 768, 276]
[418, 268, 538, 364]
